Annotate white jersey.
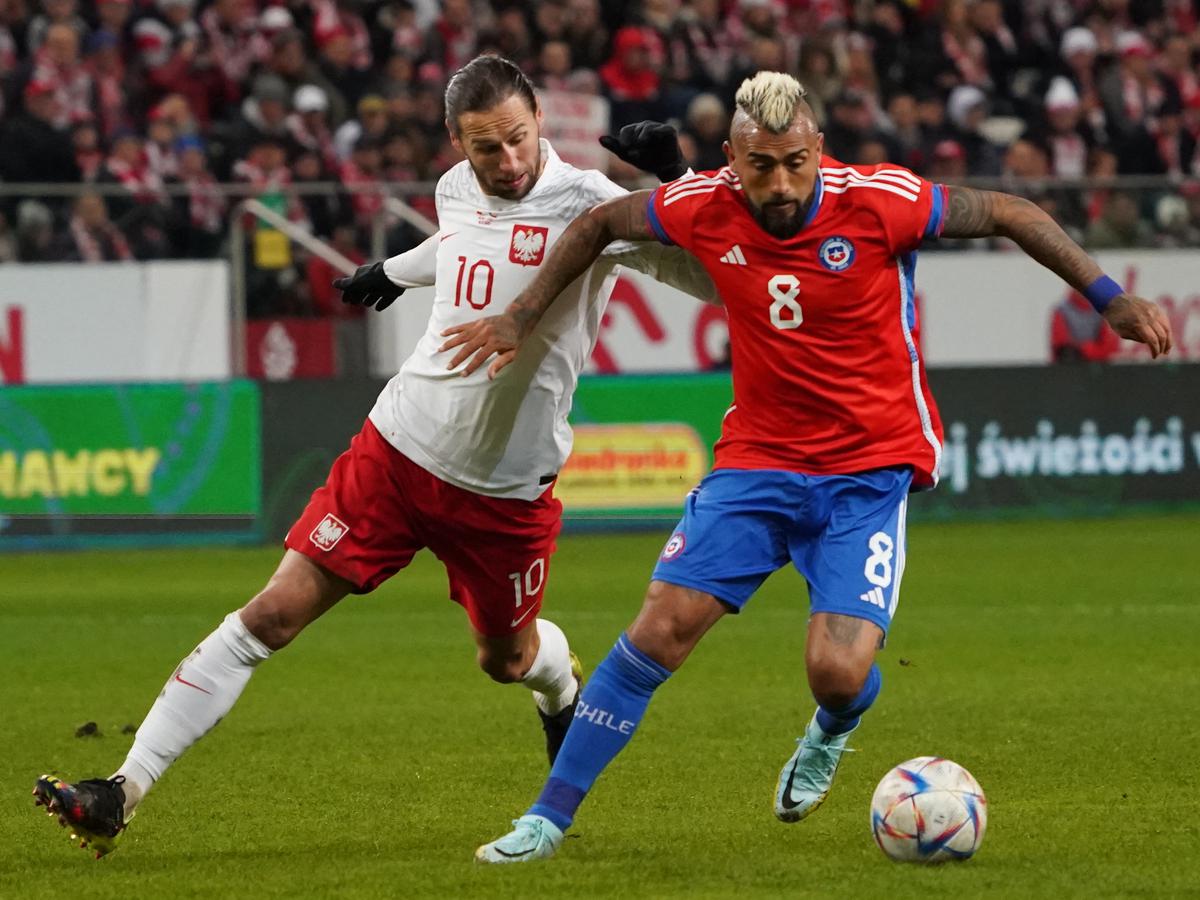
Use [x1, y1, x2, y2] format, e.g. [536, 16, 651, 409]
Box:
[368, 139, 716, 501]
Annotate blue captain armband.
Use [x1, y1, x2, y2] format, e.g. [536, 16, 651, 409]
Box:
[1082, 275, 1123, 313]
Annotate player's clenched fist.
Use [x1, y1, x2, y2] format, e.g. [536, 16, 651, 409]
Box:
[1102, 294, 1173, 358]
[441, 312, 525, 379]
[333, 261, 406, 311]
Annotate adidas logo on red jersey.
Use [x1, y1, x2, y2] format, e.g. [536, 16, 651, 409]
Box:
[719, 245, 747, 265]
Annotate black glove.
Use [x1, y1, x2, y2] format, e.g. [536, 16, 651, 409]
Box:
[599, 121, 688, 183]
[333, 260, 405, 311]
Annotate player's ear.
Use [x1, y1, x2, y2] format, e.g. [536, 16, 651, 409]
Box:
[815, 132, 825, 154]
[446, 119, 462, 153]
[722, 140, 734, 167]
[534, 99, 544, 129]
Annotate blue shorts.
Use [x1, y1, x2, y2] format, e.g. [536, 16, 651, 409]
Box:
[651, 467, 912, 633]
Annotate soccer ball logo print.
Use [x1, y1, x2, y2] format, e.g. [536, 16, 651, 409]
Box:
[509, 225, 548, 266]
[661, 532, 686, 561]
[310, 513, 349, 551]
[818, 236, 856, 272]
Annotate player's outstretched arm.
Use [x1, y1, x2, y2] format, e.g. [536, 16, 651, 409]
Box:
[941, 185, 1172, 357]
[440, 190, 657, 378]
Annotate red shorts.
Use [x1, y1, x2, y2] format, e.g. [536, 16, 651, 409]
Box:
[285, 419, 562, 637]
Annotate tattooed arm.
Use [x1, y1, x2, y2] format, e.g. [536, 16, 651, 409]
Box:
[440, 190, 656, 378]
[941, 186, 1172, 357]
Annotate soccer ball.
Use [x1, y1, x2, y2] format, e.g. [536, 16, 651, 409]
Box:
[870, 757, 987, 863]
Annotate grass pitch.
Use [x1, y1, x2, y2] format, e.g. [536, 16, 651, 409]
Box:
[2, 514, 1198, 899]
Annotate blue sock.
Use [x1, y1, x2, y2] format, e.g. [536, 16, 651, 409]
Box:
[815, 663, 881, 735]
[529, 633, 671, 831]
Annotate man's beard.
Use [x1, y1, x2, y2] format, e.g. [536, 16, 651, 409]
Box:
[749, 199, 807, 239]
[475, 145, 543, 201]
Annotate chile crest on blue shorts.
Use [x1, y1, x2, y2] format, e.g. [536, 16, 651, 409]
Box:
[818, 236, 855, 271]
[660, 532, 686, 561]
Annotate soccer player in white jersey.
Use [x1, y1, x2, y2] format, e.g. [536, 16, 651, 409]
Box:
[32, 55, 716, 859]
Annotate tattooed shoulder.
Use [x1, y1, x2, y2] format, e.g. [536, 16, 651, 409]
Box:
[941, 185, 1000, 239]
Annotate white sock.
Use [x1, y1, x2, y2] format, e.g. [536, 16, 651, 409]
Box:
[521, 619, 577, 715]
[113, 611, 271, 815]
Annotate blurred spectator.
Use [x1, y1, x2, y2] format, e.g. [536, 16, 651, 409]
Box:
[145, 106, 179, 179]
[1003, 138, 1050, 180]
[683, 92, 727, 171]
[170, 134, 226, 257]
[601, 25, 668, 129]
[15, 198, 57, 260]
[426, 0, 476, 74]
[71, 120, 102, 178]
[85, 28, 129, 141]
[333, 92, 389, 161]
[1153, 192, 1200, 247]
[198, 0, 266, 88]
[564, 0, 607, 71]
[968, 0, 1018, 107]
[26, 0, 87, 54]
[288, 84, 338, 171]
[29, 22, 92, 128]
[946, 84, 1001, 175]
[0, 79, 80, 184]
[668, 0, 733, 95]
[884, 92, 924, 171]
[94, 0, 133, 54]
[339, 133, 384, 233]
[226, 73, 295, 165]
[96, 129, 172, 256]
[306, 222, 366, 316]
[824, 89, 879, 162]
[292, 149, 342, 239]
[53, 189, 133, 260]
[796, 41, 839, 126]
[1099, 31, 1181, 174]
[928, 138, 968, 182]
[0, 211, 17, 262]
[536, 39, 573, 91]
[1050, 291, 1119, 363]
[1085, 191, 1156, 248]
[1035, 78, 1092, 179]
[919, 0, 990, 93]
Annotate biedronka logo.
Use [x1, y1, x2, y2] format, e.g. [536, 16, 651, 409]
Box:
[310, 513, 349, 551]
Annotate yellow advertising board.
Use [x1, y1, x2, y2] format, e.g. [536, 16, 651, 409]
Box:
[557, 423, 708, 512]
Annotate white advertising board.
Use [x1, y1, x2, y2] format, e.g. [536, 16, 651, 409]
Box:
[0, 261, 231, 384]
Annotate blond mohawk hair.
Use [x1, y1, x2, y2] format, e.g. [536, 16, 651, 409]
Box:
[734, 72, 807, 133]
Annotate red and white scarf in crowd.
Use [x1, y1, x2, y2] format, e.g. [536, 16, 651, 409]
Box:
[233, 158, 308, 227]
[1120, 71, 1165, 130]
[32, 48, 93, 128]
[942, 27, 989, 88]
[338, 159, 383, 225]
[146, 142, 179, 180]
[184, 171, 227, 233]
[88, 60, 128, 140]
[106, 155, 167, 204]
[200, 6, 268, 84]
[311, 0, 373, 70]
[70, 215, 133, 262]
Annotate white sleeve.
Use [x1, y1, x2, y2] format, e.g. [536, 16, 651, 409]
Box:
[577, 170, 721, 306]
[382, 232, 438, 288]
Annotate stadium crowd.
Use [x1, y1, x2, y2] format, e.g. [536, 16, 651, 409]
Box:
[0, 0, 1198, 304]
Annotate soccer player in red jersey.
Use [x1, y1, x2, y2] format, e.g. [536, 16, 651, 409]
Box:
[448, 71, 1173, 863]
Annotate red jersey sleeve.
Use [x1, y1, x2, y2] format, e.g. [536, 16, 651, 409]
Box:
[869, 164, 948, 255]
[647, 172, 720, 250]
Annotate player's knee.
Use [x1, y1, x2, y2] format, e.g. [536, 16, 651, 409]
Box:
[807, 655, 869, 711]
[476, 649, 529, 684]
[240, 591, 307, 651]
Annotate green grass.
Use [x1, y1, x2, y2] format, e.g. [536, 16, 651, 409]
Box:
[2, 514, 1198, 898]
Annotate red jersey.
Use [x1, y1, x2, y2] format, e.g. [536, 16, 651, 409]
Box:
[647, 156, 948, 488]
